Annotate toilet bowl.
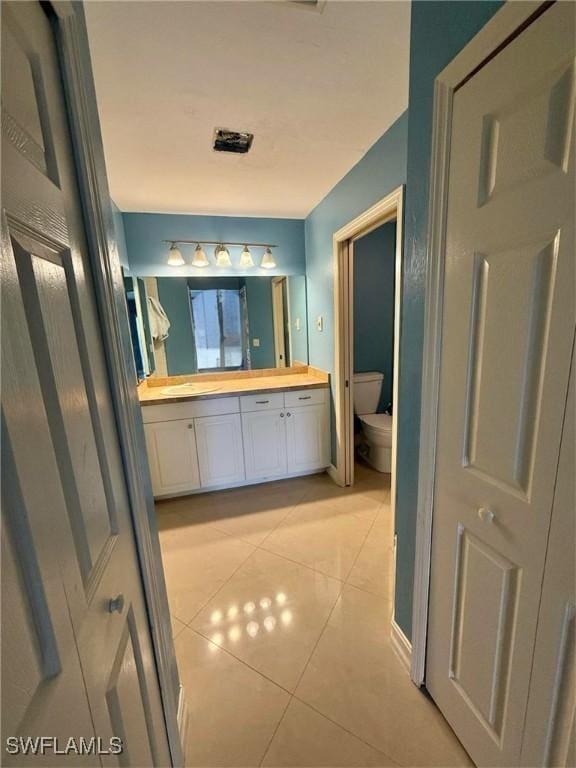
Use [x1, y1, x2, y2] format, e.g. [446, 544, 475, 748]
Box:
[353, 372, 393, 473]
[358, 413, 393, 472]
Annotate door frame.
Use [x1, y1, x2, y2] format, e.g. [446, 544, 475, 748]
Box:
[332, 185, 404, 507]
[272, 276, 287, 367]
[49, 3, 184, 764]
[410, 0, 554, 687]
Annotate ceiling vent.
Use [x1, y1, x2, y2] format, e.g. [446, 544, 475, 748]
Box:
[213, 128, 254, 154]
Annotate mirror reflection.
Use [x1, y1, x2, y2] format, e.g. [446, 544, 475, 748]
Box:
[123, 274, 308, 379]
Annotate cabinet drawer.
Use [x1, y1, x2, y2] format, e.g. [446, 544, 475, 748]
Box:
[240, 392, 285, 413]
[141, 396, 240, 423]
[284, 388, 328, 408]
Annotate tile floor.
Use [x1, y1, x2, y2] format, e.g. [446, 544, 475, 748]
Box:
[157, 464, 472, 768]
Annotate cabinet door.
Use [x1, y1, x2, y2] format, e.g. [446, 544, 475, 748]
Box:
[286, 404, 330, 474]
[195, 413, 245, 488]
[242, 409, 287, 480]
[144, 419, 200, 496]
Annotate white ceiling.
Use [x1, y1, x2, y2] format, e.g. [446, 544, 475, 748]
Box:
[85, 1, 410, 218]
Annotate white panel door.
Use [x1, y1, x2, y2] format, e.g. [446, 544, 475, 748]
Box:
[144, 420, 200, 496]
[285, 404, 330, 474]
[1, 3, 170, 764]
[520, 343, 575, 767]
[242, 409, 288, 480]
[195, 413, 245, 487]
[427, 4, 575, 766]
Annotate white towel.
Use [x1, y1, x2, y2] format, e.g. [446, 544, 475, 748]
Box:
[147, 296, 171, 342]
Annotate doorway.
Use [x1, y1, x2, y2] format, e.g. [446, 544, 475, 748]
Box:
[333, 187, 403, 505]
[271, 276, 288, 367]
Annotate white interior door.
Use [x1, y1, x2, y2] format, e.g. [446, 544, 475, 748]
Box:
[520, 341, 575, 768]
[1, 2, 170, 763]
[427, 4, 575, 766]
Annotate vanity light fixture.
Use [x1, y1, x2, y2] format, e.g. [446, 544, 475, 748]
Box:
[239, 245, 255, 268]
[215, 244, 232, 268]
[167, 242, 185, 266]
[162, 240, 278, 269]
[191, 244, 209, 267]
[260, 247, 276, 269]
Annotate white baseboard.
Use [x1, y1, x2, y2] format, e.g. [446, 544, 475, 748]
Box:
[390, 618, 412, 673]
[177, 684, 189, 767]
[155, 467, 329, 500]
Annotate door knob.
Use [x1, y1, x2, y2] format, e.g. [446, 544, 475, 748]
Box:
[478, 507, 495, 523]
[108, 594, 125, 614]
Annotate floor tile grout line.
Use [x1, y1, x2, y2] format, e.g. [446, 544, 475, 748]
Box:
[178, 503, 347, 630]
[167, 503, 391, 628]
[180, 542, 259, 628]
[174, 490, 390, 629]
[257, 693, 293, 767]
[167, 470, 401, 765]
[289, 500, 382, 695]
[184, 623, 299, 766]
[290, 580, 344, 695]
[181, 628, 403, 768]
[289, 693, 402, 767]
[253, 542, 346, 584]
[187, 626, 295, 697]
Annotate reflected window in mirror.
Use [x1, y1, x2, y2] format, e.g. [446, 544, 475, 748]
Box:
[190, 288, 247, 371]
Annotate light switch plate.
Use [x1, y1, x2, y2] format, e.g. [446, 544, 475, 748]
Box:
[253, 338, 260, 347]
[316, 316, 323, 332]
[295, 318, 301, 332]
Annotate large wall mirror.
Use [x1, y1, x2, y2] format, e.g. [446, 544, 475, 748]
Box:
[123, 274, 309, 379]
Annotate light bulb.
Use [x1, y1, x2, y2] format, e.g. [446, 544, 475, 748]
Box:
[215, 245, 232, 268]
[191, 244, 209, 267]
[260, 247, 276, 269]
[167, 243, 185, 266]
[239, 245, 254, 268]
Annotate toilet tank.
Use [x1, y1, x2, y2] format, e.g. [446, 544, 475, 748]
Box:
[353, 372, 384, 415]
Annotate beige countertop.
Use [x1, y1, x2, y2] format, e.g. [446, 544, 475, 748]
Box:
[138, 366, 329, 406]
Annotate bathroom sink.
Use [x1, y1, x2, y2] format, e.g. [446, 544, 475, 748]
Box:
[161, 383, 221, 396]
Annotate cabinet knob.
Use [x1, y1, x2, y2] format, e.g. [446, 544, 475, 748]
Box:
[280, 412, 285, 418]
[287, 412, 292, 417]
[188, 423, 193, 429]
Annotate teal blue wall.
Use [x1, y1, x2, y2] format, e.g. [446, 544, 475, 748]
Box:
[305, 111, 408, 457]
[112, 200, 129, 269]
[394, 0, 504, 641]
[122, 213, 305, 277]
[353, 221, 396, 412]
[245, 278, 275, 369]
[305, 112, 408, 376]
[156, 278, 197, 375]
[287, 276, 308, 365]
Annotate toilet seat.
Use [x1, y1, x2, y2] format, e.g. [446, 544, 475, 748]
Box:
[359, 413, 392, 437]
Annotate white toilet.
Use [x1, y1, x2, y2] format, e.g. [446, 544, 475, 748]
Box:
[353, 372, 393, 473]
